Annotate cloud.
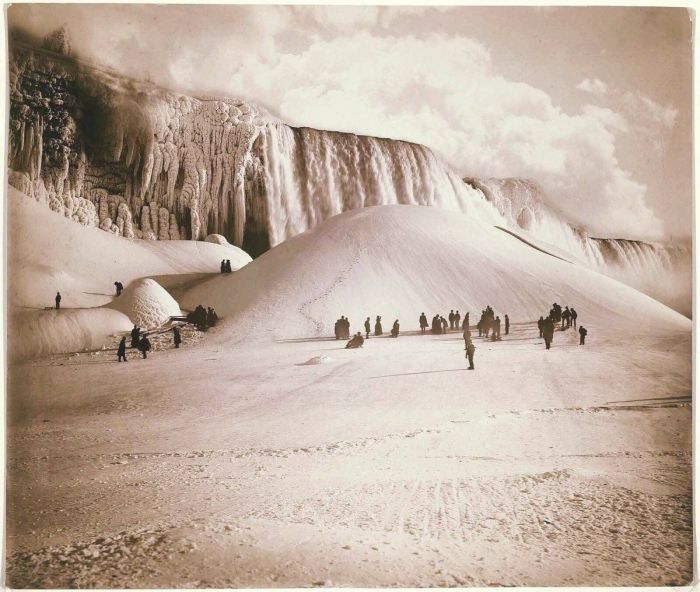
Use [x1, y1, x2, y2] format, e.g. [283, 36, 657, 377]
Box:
[228, 32, 663, 238]
[8, 5, 668, 239]
[577, 78, 608, 96]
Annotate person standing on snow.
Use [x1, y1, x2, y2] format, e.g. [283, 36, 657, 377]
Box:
[455, 311, 461, 330]
[173, 326, 182, 349]
[117, 336, 127, 362]
[537, 316, 544, 338]
[55, 292, 61, 309]
[449, 310, 455, 330]
[419, 313, 428, 334]
[543, 317, 555, 350]
[375, 316, 383, 336]
[571, 308, 578, 328]
[441, 316, 448, 334]
[466, 339, 476, 370]
[114, 281, 123, 297]
[138, 335, 152, 359]
[391, 319, 400, 338]
[579, 326, 588, 345]
[504, 314, 510, 335]
[364, 317, 371, 338]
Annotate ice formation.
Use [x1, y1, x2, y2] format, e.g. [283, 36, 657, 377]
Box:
[108, 278, 181, 329]
[466, 177, 692, 315]
[6, 38, 691, 314]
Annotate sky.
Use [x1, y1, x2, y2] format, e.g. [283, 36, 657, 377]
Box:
[7, 4, 694, 241]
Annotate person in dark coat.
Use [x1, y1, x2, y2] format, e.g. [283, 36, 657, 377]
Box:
[138, 335, 152, 359]
[562, 307, 570, 329]
[449, 310, 455, 329]
[343, 316, 351, 339]
[346, 332, 364, 349]
[432, 314, 441, 334]
[466, 339, 476, 370]
[463, 312, 470, 330]
[571, 308, 578, 328]
[391, 320, 400, 338]
[419, 313, 428, 334]
[334, 318, 341, 339]
[131, 325, 141, 348]
[455, 311, 461, 329]
[173, 326, 182, 348]
[225, 260, 232, 273]
[579, 326, 588, 345]
[364, 317, 371, 338]
[220, 260, 226, 273]
[441, 316, 448, 334]
[117, 336, 127, 362]
[543, 318, 555, 350]
[537, 316, 544, 338]
[55, 292, 61, 309]
[375, 316, 383, 336]
[114, 282, 123, 296]
[207, 307, 218, 328]
[504, 314, 510, 335]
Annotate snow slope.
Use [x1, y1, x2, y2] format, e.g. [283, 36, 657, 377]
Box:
[7, 186, 251, 310]
[182, 205, 689, 341]
[7, 186, 251, 358]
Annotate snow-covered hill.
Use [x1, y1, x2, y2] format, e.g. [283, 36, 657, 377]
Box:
[181, 204, 689, 342]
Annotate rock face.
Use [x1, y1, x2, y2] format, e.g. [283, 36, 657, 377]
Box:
[8, 39, 270, 254]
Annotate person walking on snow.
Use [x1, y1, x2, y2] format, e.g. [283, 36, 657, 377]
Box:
[55, 292, 61, 309]
[504, 314, 510, 335]
[571, 308, 578, 328]
[117, 336, 127, 362]
[579, 326, 588, 345]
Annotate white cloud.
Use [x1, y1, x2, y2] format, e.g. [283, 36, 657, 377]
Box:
[228, 32, 663, 238]
[576, 78, 608, 96]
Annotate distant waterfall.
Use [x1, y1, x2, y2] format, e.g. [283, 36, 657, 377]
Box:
[258, 123, 501, 246]
[467, 177, 692, 316]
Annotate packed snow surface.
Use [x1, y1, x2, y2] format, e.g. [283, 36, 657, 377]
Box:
[6, 203, 692, 587]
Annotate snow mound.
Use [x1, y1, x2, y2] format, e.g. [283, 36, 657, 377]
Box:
[7, 186, 252, 310]
[9, 308, 132, 361]
[300, 355, 335, 366]
[205, 234, 231, 247]
[107, 279, 181, 329]
[181, 205, 690, 342]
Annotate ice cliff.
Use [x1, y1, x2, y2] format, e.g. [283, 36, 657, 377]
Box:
[6, 37, 691, 314]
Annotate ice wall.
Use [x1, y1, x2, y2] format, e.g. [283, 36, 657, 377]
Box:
[6, 40, 691, 314]
[466, 177, 692, 316]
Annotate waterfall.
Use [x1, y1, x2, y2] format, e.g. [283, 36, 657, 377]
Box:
[467, 177, 692, 316]
[258, 123, 501, 246]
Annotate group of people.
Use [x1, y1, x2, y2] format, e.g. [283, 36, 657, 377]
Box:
[538, 303, 587, 349]
[475, 307, 509, 340]
[337, 299, 589, 368]
[187, 305, 219, 331]
[335, 316, 351, 340]
[116, 325, 153, 361]
[220, 260, 233, 273]
[422, 313, 448, 335]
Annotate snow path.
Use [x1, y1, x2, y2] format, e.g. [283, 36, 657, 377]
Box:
[6, 319, 692, 587]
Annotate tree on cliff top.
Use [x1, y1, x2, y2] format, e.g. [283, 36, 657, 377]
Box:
[43, 26, 72, 56]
